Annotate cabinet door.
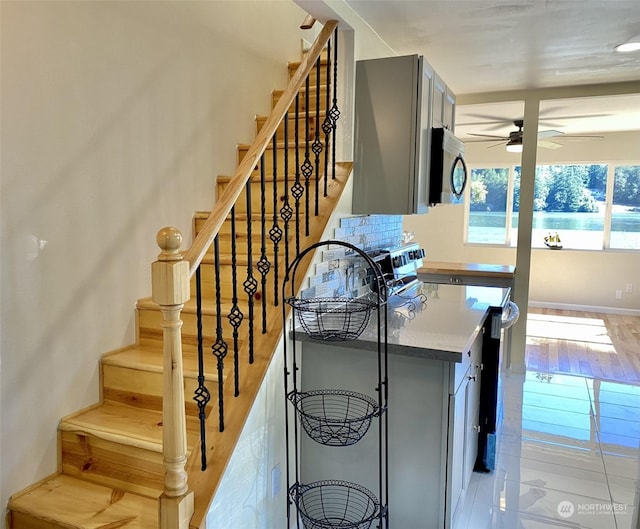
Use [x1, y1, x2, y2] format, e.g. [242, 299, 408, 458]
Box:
[433, 74, 456, 130]
[464, 363, 481, 486]
[446, 377, 467, 527]
[414, 58, 434, 214]
[432, 74, 446, 128]
[353, 55, 423, 215]
[444, 89, 456, 131]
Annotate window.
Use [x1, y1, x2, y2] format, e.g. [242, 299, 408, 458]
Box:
[465, 163, 640, 251]
[611, 166, 640, 249]
[466, 167, 519, 245]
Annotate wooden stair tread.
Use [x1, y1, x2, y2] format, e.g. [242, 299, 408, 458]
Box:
[272, 85, 327, 96]
[102, 345, 220, 382]
[238, 140, 329, 149]
[215, 160, 351, 184]
[137, 296, 237, 315]
[288, 58, 329, 68]
[256, 109, 327, 120]
[216, 173, 325, 184]
[9, 474, 157, 529]
[60, 401, 200, 453]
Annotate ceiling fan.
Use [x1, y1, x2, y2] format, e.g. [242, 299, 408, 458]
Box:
[466, 119, 604, 152]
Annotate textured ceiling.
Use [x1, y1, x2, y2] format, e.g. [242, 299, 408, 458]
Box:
[344, 0, 640, 140]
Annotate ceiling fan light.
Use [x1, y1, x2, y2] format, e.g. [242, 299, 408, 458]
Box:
[614, 41, 640, 53]
[506, 140, 523, 153]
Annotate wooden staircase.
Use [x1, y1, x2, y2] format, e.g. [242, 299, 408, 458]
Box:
[6, 22, 349, 529]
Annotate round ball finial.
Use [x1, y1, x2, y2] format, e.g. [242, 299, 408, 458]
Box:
[156, 227, 183, 260]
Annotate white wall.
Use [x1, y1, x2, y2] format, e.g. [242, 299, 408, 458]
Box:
[0, 0, 308, 520]
[404, 130, 640, 312]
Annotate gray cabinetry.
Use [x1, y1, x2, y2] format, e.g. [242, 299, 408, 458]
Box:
[433, 73, 456, 130]
[353, 55, 434, 215]
[446, 335, 482, 525]
[300, 326, 483, 529]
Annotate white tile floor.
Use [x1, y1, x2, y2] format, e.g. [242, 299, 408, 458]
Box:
[454, 370, 640, 529]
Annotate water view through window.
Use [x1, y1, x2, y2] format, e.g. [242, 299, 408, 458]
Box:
[467, 164, 640, 250]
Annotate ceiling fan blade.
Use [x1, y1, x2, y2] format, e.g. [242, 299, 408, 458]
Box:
[458, 113, 511, 122]
[467, 133, 508, 139]
[487, 142, 507, 149]
[538, 129, 564, 139]
[541, 113, 614, 121]
[561, 134, 605, 139]
[538, 140, 563, 150]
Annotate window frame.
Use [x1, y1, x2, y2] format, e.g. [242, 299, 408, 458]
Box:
[463, 160, 640, 252]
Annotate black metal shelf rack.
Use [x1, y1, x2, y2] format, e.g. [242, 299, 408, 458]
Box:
[282, 240, 389, 529]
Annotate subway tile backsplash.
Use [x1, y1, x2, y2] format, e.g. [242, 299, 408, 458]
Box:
[298, 215, 404, 300]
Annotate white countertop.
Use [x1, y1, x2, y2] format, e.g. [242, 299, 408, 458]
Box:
[293, 283, 510, 362]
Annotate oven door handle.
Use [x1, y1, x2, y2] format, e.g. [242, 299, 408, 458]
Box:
[450, 154, 468, 199]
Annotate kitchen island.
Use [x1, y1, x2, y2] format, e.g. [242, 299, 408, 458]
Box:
[295, 283, 509, 529]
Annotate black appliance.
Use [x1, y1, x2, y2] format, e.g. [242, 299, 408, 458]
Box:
[474, 306, 503, 473]
[429, 127, 468, 205]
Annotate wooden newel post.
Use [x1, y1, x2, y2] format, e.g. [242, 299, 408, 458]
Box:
[152, 227, 194, 529]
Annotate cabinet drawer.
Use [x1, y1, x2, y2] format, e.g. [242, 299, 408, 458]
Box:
[451, 330, 482, 394]
[418, 272, 514, 288]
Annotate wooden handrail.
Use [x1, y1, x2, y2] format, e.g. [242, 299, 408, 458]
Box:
[183, 20, 338, 277]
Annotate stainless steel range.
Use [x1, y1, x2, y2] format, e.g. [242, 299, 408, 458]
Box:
[367, 243, 425, 298]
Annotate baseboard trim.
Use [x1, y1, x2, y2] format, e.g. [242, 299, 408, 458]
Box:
[528, 300, 640, 317]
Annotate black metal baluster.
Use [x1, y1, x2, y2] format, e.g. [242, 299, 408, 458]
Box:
[257, 154, 271, 334]
[301, 75, 313, 236]
[243, 180, 257, 364]
[312, 56, 323, 217]
[328, 29, 341, 180]
[291, 94, 304, 255]
[280, 112, 292, 272]
[322, 38, 332, 195]
[228, 206, 243, 397]
[193, 266, 210, 470]
[270, 133, 283, 306]
[211, 235, 228, 432]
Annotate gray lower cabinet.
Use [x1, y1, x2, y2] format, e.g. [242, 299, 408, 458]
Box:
[300, 329, 483, 529]
[446, 342, 482, 525]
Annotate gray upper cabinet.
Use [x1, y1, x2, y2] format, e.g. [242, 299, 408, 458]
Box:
[353, 55, 434, 215]
[433, 73, 456, 131]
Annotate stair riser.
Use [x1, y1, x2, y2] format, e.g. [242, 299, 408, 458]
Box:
[238, 145, 329, 176]
[60, 432, 164, 498]
[215, 182, 316, 215]
[102, 364, 216, 417]
[271, 86, 330, 112]
[137, 307, 255, 349]
[190, 260, 288, 302]
[288, 64, 329, 85]
[10, 511, 69, 529]
[256, 114, 329, 140]
[208, 212, 313, 242]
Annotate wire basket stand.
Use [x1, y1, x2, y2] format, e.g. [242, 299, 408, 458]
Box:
[282, 241, 389, 529]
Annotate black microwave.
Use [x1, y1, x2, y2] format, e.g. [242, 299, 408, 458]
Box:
[429, 127, 468, 205]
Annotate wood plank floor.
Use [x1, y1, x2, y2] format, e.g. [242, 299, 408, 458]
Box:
[525, 307, 640, 383]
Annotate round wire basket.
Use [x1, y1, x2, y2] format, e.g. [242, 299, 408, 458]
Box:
[288, 389, 380, 446]
[286, 297, 375, 341]
[290, 480, 380, 529]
